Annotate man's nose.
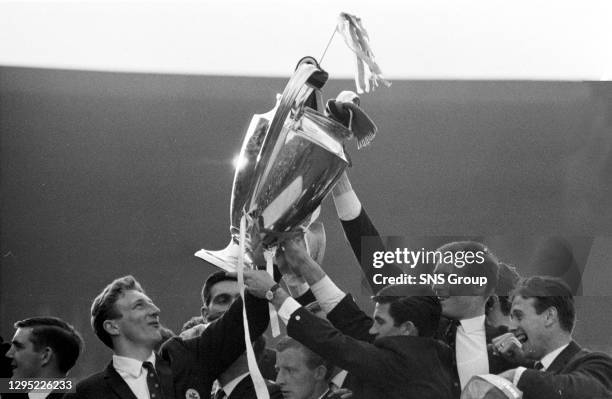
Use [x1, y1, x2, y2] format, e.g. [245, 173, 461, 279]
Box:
[5, 346, 15, 358]
[368, 324, 378, 336]
[275, 370, 286, 385]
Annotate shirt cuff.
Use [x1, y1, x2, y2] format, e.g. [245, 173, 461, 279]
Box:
[277, 297, 302, 325]
[513, 367, 527, 386]
[282, 275, 309, 297]
[332, 189, 362, 221]
[310, 275, 346, 314]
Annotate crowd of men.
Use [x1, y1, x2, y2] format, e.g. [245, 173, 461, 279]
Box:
[2, 170, 612, 399]
[3, 92, 612, 399]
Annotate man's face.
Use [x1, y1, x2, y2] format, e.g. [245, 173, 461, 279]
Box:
[112, 290, 162, 348]
[6, 328, 43, 378]
[203, 280, 240, 323]
[510, 296, 550, 360]
[433, 260, 484, 319]
[368, 302, 406, 338]
[276, 348, 322, 399]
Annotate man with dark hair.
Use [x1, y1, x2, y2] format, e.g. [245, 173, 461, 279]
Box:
[495, 276, 612, 399]
[200, 271, 240, 323]
[5, 316, 83, 398]
[70, 274, 269, 399]
[243, 238, 454, 399]
[275, 337, 333, 399]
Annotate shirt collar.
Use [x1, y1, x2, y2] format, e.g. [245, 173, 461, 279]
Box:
[330, 369, 348, 389]
[459, 314, 486, 333]
[540, 343, 570, 370]
[220, 372, 250, 397]
[112, 352, 156, 378]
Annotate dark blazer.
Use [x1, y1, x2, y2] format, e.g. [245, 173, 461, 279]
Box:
[516, 341, 612, 399]
[69, 293, 269, 399]
[221, 375, 282, 399]
[287, 294, 455, 399]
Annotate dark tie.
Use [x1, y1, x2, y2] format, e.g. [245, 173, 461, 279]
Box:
[534, 361, 544, 370]
[444, 319, 461, 352]
[212, 388, 227, 399]
[142, 361, 165, 399]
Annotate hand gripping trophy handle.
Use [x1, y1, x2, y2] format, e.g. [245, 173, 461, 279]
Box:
[196, 58, 354, 272]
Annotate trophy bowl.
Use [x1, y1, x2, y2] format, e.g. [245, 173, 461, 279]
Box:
[196, 59, 354, 271]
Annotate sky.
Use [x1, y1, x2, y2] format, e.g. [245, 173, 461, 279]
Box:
[0, 0, 611, 79]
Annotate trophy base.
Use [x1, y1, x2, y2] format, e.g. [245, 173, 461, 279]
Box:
[195, 241, 240, 273]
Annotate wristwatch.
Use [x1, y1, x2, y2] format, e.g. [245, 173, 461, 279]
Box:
[265, 283, 281, 301]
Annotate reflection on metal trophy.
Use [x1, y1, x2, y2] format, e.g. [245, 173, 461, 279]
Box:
[195, 57, 366, 271]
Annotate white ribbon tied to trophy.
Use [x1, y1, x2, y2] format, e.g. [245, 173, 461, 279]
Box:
[238, 215, 270, 399]
[336, 12, 391, 94]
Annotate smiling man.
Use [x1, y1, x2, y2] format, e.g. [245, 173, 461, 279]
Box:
[69, 275, 269, 399]
[5, 317, 83, 399]
[495, 276, 612, 399]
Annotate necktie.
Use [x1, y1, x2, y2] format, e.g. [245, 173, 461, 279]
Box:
[534, 361, 544, 370]
[212, 388, 226, 399]
[142, 361, 164, 399]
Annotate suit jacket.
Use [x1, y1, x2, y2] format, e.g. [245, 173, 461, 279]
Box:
[287, 294, 455, 399]
[69, 293, 269, 399]
[220, 375, 282, 399]
[516, 341, 612, 399]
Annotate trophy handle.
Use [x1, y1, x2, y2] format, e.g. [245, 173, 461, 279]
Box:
[248, 61, 328, 211]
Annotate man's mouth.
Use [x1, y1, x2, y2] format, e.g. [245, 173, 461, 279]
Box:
[149, 321, 160, 328]
[513, 331, 528, 344]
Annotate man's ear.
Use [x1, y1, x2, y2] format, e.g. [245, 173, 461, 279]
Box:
[313, 365, 327, 381]
[544, 307, 558, 327]
[40, 346, 53, 367]
[399, 320, 418, 336]
[103, 319, 121, 337]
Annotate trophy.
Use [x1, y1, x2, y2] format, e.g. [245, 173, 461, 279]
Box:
[195, 57, 373, 271]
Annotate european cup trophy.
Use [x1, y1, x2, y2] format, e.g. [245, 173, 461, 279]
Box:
[195, 56, 374, 271]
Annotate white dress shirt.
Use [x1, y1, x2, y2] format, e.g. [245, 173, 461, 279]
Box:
[455, 315, 489, 388]
[513, 343, 570, 385]
[112, 352, 157, 399]
[278, 276, 345, 324]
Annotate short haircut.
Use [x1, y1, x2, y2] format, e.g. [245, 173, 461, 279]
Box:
[91, 275, 144, 348]
[372, 292, 441, 337]
[14, 317, 83, 374]
[435, 241, 499, 296]
[511, 276, 575, 333]
[276, 336, 333, 380]
[201, 271, 237, 306]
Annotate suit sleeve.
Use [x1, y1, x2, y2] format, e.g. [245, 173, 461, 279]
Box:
[517, 353, 612, 399]
[287, 306, 417, 385]
[160, 292, 269, 379]
[326, 294, 376, 343]
[340, 207, 403, 293]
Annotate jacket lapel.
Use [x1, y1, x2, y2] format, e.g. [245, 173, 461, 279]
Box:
[105, 361, 139, 399]
[547, 341, 581, 373]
